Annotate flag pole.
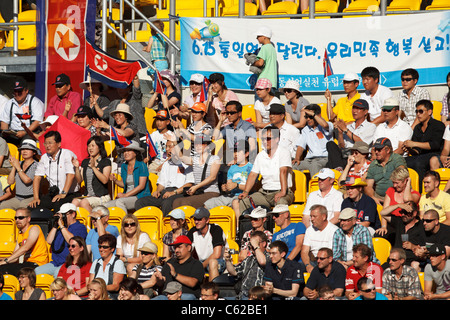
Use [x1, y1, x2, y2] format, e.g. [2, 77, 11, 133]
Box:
[109, 125, 115, 198]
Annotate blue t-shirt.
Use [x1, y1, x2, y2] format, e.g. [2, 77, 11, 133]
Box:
[227, 162, 253, 197]
[354, 292, 389, 300]
[0, 292, 12, 300]
[272, 222, 306, 262]
[51, 221, 88, 266]
[86, 224, 120, 261]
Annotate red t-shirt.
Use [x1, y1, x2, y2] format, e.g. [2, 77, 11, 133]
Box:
[345, 262, 383, 292]
[57, 262, 92, 293]
[385, 187, 421, 216]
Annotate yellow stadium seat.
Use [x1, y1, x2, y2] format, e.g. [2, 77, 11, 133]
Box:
[343, 0, 380, 17]
[222, 2, 259, 16]
[162, 206, 196, 235]
[308, 169, 341, 194]
[107, 206, 126, 232]
[209, 206, 237, 240]
[262, 1, 299, 16]
[212, 138, 225, 158]
[292, 169, 307, 204]
[6, 10, 37, 50]
[0, 12, 6, 50]
[407, 168, 419, 193]
[372, 237, 391, 265]
[432, 100, 442, 121]
[3, 274, 20, 299]
[426, 0, 450, 10]
[304, 272, 310, 284]
[387, 0, 421, 11]
[134, 206, 164, 241]
[145, 108, 157, 134]
[302, 0, 339, 18]
[241, 104, 256, 122]
[76, 207, 91, 229]
[35, 274, 55, 299]
[149, 172, 158, 193]
[8, 143, 19, 160]
[289, 203, 305, 223]
[0, 208, 17, 258]
[418, 272, 424, 290]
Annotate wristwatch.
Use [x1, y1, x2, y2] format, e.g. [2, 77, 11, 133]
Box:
[61, 191, 67, 195]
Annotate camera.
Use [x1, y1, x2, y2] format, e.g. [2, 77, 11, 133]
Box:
[228, 249, 237, 255]
[51, 212, 68, 229]
[48, 185, 60, 198]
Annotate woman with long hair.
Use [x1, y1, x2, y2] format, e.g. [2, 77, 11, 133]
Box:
[116, 214, 151, 275]
[72, 135, 112, 213]
[57, 236, 92, 297]
[50, 278, 81, 300]
[118, 277, 150, 300]
[87, 278, 110, 300]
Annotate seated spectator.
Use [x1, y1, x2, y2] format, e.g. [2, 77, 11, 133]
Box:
[155, 235, 205, 300]
[238, 125, 294, 215]
[440, 71, 450, 127]
[0, 273, 12, 300]
[200, 282, 221, 300]
[130, 241, 163, 298]
[146, 109, 175, 174]
[171, 134, 221, 209]
[187, 207, 226, 282]
[105, 141, 151, 214]
[171, 102, 212, 157]
[372, 97, 413, 155]
[303, 248, 346, 300]
[28, 130, 80, 213]
[292, 104, 333, 176]
[89, 233, 127, 299]
[424, 243, 450, 300]
[14, 267, 46, 300]
[57, 236, 92, 297]
[418, 209, 450, 260]
[224, 230, 270, 300]
[365, 137, 407, 205]
[270, 204, 306, 262]
[301, 205, 339, 273]
[0, 207, 49, 276]
[398, 68, 431, 127]
[344, 243, 383, 300]
[79, 78, 110, 120]
[238, 206, 273, 263]
[359, 66, 394, 125]
[333, 208, 379, 268]
[431, 120, 450, 171]
[302, 168, 343, 228]
[253, 78, 281, 130]
[50, 278, 81, 300]
[117, 277, 150, 300]
[161, 209, 189, 260]
[74, 105, 97, 135]
[403, 100, 445, 189]
[0, 78, 44, 145]
[327, 99, 375, 171]
[337, 141, 371, 188]
[280, 79, 309, 128]
[354, 277, 388, 300]
[263, 240, 305, 300]
[115, 214, 151, 275]
[248, 285, 269, 300]
[379, 201, 426, 272]
[182, 73, 205, 109]
[205, 72, 239, 128]
[324, 72, 361, 125]
[318, 284, 336, 300]
[35, 203, 88, 278]
[162, 281, 183, 300]
[381, 248, 424, 300]
[134, 139, 194, 216]
[72, 135, 112, 214]
[341, 178, 380, 236]
[419, 170, 450, 225]
[86, 205, 120, 261]
[45, 73, 82, 121]
[269, 103, 300, 160]
[87, 277, 110, 300]
[204, 140, 253, 222]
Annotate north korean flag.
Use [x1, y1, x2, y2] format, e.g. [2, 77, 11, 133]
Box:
[110, 126, 132, 147]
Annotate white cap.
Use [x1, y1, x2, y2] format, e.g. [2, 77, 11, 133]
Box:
[248, 206, 267, 219]
[343, 73, 359, 82]
[168, 208, 185, 220]
[316, 168, 335, 180]
[280, 79, 301, 93]
[189, 73, 204, 83]
[255, 26, 272, 38]
[269, 204, 289, 214]
[59, 203, 77, 214]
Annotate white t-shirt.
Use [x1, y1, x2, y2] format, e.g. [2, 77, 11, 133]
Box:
[252, 145, 292, 190]
[116, 232, 151, 259]
[303, 222, 339, 257]
[254, 96, 281, 124]
[360, 84, 393, 121]
[302, 187, 343, 221]
[372, 118, 413, 152]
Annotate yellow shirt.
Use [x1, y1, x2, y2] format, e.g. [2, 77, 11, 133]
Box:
[17, 225, 49, 266]
[332, 92, 361, 123]
[419, 190, 450, 223]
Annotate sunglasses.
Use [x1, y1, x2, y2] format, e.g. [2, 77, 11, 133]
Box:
[422, 218, 436, 223]
[98, 245, 112, 249]
[284, 89, 294, 93]
[189, 81, 202, 86]
[224, 111, 238, 115]
[360, 287, 375, 293]
[140, 251, 155, 256]
[69, 244, 79, 249]
[382, 108, 395, 112]
[14, 216, 27, 220]
[415, 109, 426, 114]
[401, 77, 414, 82]
[124, 222, 136, 228]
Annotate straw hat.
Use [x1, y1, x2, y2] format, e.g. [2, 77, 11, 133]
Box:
[110, 103, 133, 120]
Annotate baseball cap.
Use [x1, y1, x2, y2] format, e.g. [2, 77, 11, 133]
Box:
[75, 105, 92, 116]
[316, 168, 335, 180]
[352, 99, 369, 110]
[428, 243, 446, 256]
[255, 26, 272, 38]
[192, 207, 210, 220]
[339, 208, 357, 220]
[255, 78, 272, 90]
[189, 73, 204, 84]
[168, 208, 185, 220]
[155, 109, 170, 120]
[269, 103, 285, 115]
[382, 97, 400, 111]
[191, 102, 207, 113]
[343, 73, 359, 82]
[52, 73, 71, 86]
[59, 203, 77, 214]
[372, 137, 392, 149]
[163, 281, 182, 294]
[168, 235, 192, 246]
[13, 79, 27, 91]
[248, 206, 267, 219]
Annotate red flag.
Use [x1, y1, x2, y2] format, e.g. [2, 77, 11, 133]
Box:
[110, 126, 132, 147]
[323, 49, 334, 78]
[85, 37, 147, 88]
[199, 77, 210, 102]
[145, 130, 158, 159]
[38, 116, 91, 161]
[154, 69, 166, 95]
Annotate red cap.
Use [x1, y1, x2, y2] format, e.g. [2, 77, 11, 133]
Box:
[168, 235, 192, 246]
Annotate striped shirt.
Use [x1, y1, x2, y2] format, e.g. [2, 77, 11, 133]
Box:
[398, 86, 430, 126]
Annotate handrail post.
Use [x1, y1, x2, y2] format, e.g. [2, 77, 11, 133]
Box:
[13, 0, 19, 57]
[308, 0, 315, 19]
[169, 0, 176, 74]
[380, 0, 387, 16]
[239, 0, 245, 18]
[102, 0, 107, 50]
